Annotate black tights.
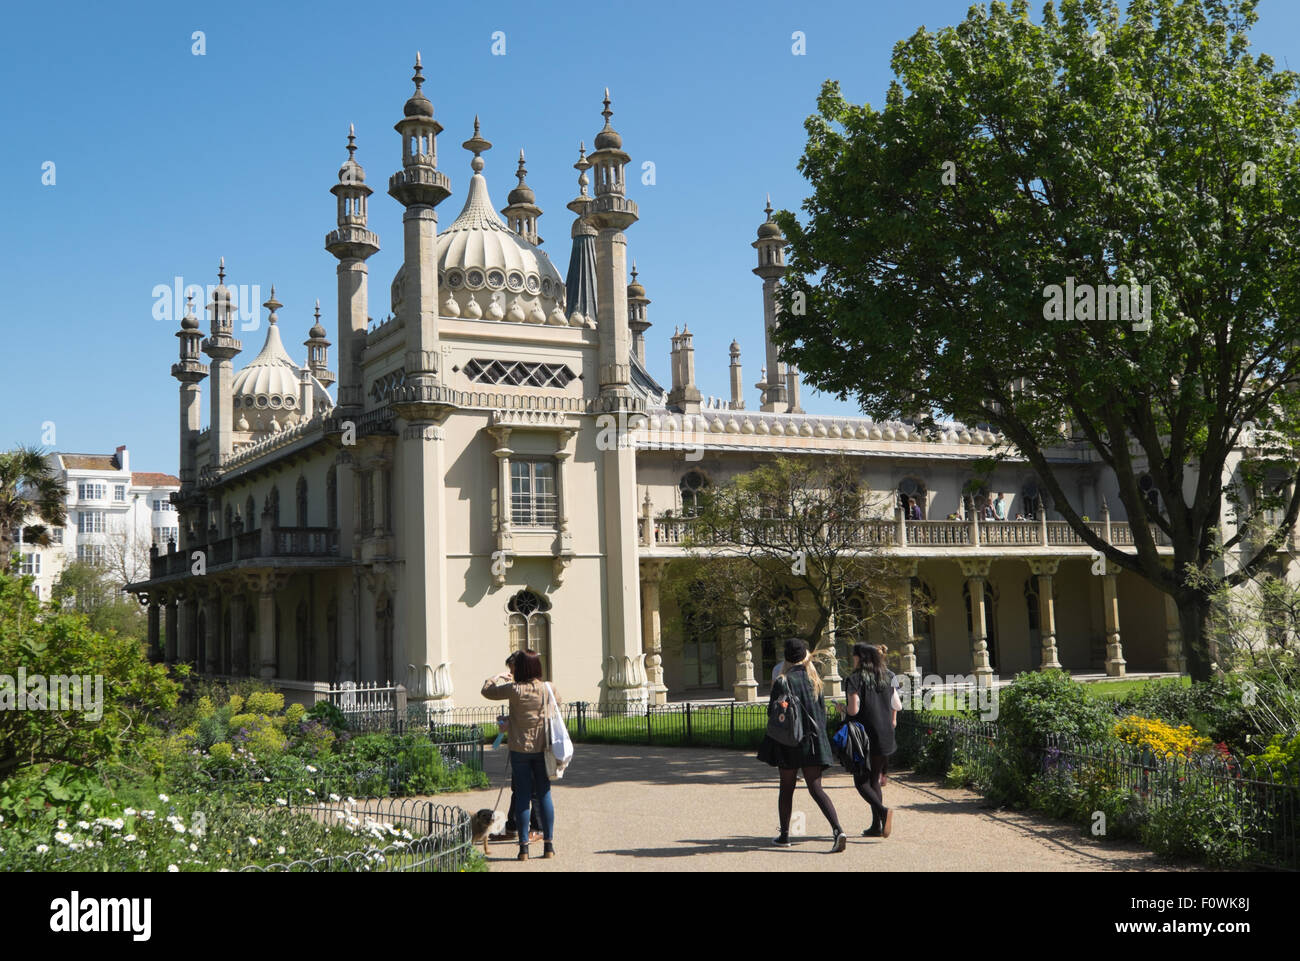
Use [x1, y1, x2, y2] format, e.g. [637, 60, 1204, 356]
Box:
[853, 754, 889, 828]
[778, 766, 842, 835]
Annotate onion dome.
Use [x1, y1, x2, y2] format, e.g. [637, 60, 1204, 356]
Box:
[339, 123, 365, 184]
[757, 195, 782, 238]
[627, 264, 646, 299]
[404, 52, 434, 118]
[507, 150, 536, 205]
[593, 88, 622, 149]
[230, 289, 333, 432]
[181, 292, 200, 330]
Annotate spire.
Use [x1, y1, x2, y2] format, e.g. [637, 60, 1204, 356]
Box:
[729, 340, 745, 410]
[263, 285, 282, 325]
[627, 263, 651, 366]
[404, 51, 433, 119]
[503, 147, 542, 245]
[462, 115, 492, 173]
[565, 141, 599, 327]
[347, 123, 357, 160]
[754, 195, 789, 412]
[305, 297, 334, 389]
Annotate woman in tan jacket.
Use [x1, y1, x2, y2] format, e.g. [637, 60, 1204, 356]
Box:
[482, 650, 557, 860]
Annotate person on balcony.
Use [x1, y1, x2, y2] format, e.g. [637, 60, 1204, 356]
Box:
[906, 496, 922, 521]
[993, 493, 1007, 520]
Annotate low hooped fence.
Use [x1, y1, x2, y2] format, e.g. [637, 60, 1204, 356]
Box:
[239, 798, 473, 873]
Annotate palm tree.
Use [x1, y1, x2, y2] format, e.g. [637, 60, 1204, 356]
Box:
[0, 445, 67, 573]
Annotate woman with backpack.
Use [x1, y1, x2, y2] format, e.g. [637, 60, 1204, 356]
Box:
[482, 650, 558, 861]
[757, 638, 847, 853]
[844, 642, 902, 838]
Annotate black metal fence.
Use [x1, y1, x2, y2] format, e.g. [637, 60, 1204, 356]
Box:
[238, 797, 474, 873]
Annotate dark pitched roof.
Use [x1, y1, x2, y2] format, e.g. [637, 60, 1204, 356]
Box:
[132, 472, 180, 488]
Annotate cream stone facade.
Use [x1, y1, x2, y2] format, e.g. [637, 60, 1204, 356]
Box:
[129, 61, 1198, 712]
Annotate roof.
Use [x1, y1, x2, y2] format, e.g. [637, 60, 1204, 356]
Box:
[132, 472, 180, 488]
[60, 454, 120, 471]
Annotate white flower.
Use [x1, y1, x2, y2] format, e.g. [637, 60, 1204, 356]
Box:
[277, 846, 285, 855]
[35, 844, 49, 854]
[329, 794, 340, 802]
[76, 821, 90, 830]
[123, 807, 136, 817]
[141, 810, 155, 820]
[305, 789, 315, 797]
[248, 836, 260, 846]
[189, 843, 198, 852]
[275, 798, 288, 806]
[262, 777, 271, 783]
[56, 819, 67, 830]
[54, 832, 74, 846]
[172, 823, 187, 834]
[158, 794, 169, 803]
[168, 864, 179, 872]
[305, 764, 317, 773]
[123, 835, 136, 843]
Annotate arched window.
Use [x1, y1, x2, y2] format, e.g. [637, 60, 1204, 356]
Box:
[326, 467, 338, 529]
[266, 486, 280, 527]
[964, 580, 999, 670]
[1021, 480, 1051, 520]
[898, 478, 927, 519]
[910, 579, 936, 675]
[245, 495, 256, 529]
[963, 483, 990, 520]
[296, 476, 308, 527]
[507, 589, 552, 681]
[1025, 577, 1041, 666]
[224, 503, 233, 536]
[679, 470, 709, 517]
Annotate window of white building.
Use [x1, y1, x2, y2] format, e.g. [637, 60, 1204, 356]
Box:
[20, 552, 40, 575]
[510, 460, 556, 528]
[78, 512, 105, 533]
[78, 482, 107, 500]
[50, 527, 63, 544]
[78, 545, 105, 566]
[114, 485, 126, 501]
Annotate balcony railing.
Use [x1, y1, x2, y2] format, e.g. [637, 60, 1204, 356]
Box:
[641, 515, 1171, 552]
[148, 525, 340, 579]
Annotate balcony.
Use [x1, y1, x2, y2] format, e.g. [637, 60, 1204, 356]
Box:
[148, 526, 341, 580]
[638, 514, 1171, 555]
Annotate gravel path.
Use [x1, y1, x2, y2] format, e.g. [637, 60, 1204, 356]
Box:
[442, 745, 1200, 872]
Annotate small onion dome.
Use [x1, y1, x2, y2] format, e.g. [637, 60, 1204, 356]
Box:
[507, 150, 536, 205]
[339, 124, 365, 183]
[627, 264, 646, 299]
[308, 299, 328, 340]
[593, 88, 623, 149]
[758, 195, 782, 238]
[404, 53, 434, 118]
[181, 293, 200, 330]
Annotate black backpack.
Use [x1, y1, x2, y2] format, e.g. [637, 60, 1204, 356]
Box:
[766, 674, 807, 747]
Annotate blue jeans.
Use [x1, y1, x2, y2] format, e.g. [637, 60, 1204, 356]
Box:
[510, 751, 554, 844]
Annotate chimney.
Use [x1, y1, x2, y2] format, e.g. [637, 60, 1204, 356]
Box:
[116, 445, 130, 473]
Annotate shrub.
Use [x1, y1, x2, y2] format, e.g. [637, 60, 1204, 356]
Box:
[1113, 715, 1213, 757]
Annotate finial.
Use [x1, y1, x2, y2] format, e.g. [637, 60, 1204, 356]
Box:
[602, 88, 612, 123]
[263, 285, 282, 324]
[413, 52, 424, 91]
[314, 298, 321, 320]
[630, 262, 638, 282]
[765, 194, 774, 218]
[462, 117, 492, 173]
[217, 257, 226, 284]
[515, 149, 528, 186]
[346, 123, 357, 160]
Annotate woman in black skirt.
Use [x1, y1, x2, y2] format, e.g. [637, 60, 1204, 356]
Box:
[844, 642, 901, 837]
[757, 638, 846, 853]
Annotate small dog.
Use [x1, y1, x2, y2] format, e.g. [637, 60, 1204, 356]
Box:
[471, 809, 496, 855]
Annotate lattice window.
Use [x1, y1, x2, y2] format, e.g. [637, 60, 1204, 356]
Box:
[511, 460, 557, 527]
[507, 589, 552, 681]
[464, 358, 575, 389]
[369, 369, 407, 402]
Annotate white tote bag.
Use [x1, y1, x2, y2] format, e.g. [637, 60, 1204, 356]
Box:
[543, 682, 573, 778]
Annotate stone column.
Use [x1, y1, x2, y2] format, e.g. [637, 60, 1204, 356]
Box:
[555, 429, 575, 556]
[1101, 561, 1127, 676]
[959, 559, 995, 683]
[733, 605, 759, 703]
[249, 573, 282, 681]
[1163, 591, 1185, 673]
[203, 589, 221, 674]
[147, 597, 161, 663]
[820, 606, 843, 698]
[640, 560, 669, 705]
[230, 593, 248, 676]
[890, 559, 921, 687]
[488, 426, 514, 587]
[175, 592, 194, 664]
[1027, 558, 1063, 670]
[164, 592, 178, 665]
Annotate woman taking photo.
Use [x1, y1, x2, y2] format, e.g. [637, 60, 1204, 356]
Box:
[757, 638, 847, 853]
[844, 642, 902, 838]
[482, 650, 557, 860]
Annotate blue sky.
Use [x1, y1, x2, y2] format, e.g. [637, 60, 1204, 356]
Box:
[5, 0, 1300, 473]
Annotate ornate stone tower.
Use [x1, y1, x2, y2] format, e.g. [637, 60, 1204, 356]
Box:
[564, 143, 598, 327]
[201, 259, 242, 465]
[386, 56, 456, 712]
[502, 149, 543, 246]
[753, 196, 789, 413]
[172, 293, 208, 488]
[304, 299, 334, 391]
[325, 124, 379, 412]
[388, 52, 452, 397]
[729, 340, 744, 410]
[586, 89, 647, 707]
[627, 264, 650, 367]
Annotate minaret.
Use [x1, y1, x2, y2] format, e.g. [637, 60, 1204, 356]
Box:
[387, 53, 452, 396]
[564, 143, 598, 327]
[728, 340, 744, 410]
[627, 263, 650, 366]
[753, 195, 789, 412]
[326, 124, 380, 411]
[668, 324, 702, 413]
[201, 258, 242, 465]
[502, 149, 543, 246]
[304, 299, 334, 390]
[586, 89, 646, 708]
[786, 365, 804, 414]
[172, 293, 209, 488]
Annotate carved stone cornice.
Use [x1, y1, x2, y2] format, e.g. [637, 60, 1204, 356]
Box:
[1027, 557, 1062, 577]
[957, 558, 992, 579]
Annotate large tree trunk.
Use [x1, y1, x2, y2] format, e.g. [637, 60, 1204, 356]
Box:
[1177, 588, 1215, 682]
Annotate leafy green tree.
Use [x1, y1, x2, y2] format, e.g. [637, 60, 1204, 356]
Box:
[775, 0, 1300, 680]
[0, 571, 179, 779]
[0, 446, 66, 572]
[51, 562, 147, 640]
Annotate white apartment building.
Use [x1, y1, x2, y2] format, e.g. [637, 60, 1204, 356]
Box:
[20, 446, 180, 601]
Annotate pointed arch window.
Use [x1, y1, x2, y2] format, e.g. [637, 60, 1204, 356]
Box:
[296, 476, 309, 527]
[326, 467, 338, 529]
[963, 580, 999, 670]
[898, 478, 927, 519]
[507, 589, 552, 681]
[679, 470, 709, 517]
